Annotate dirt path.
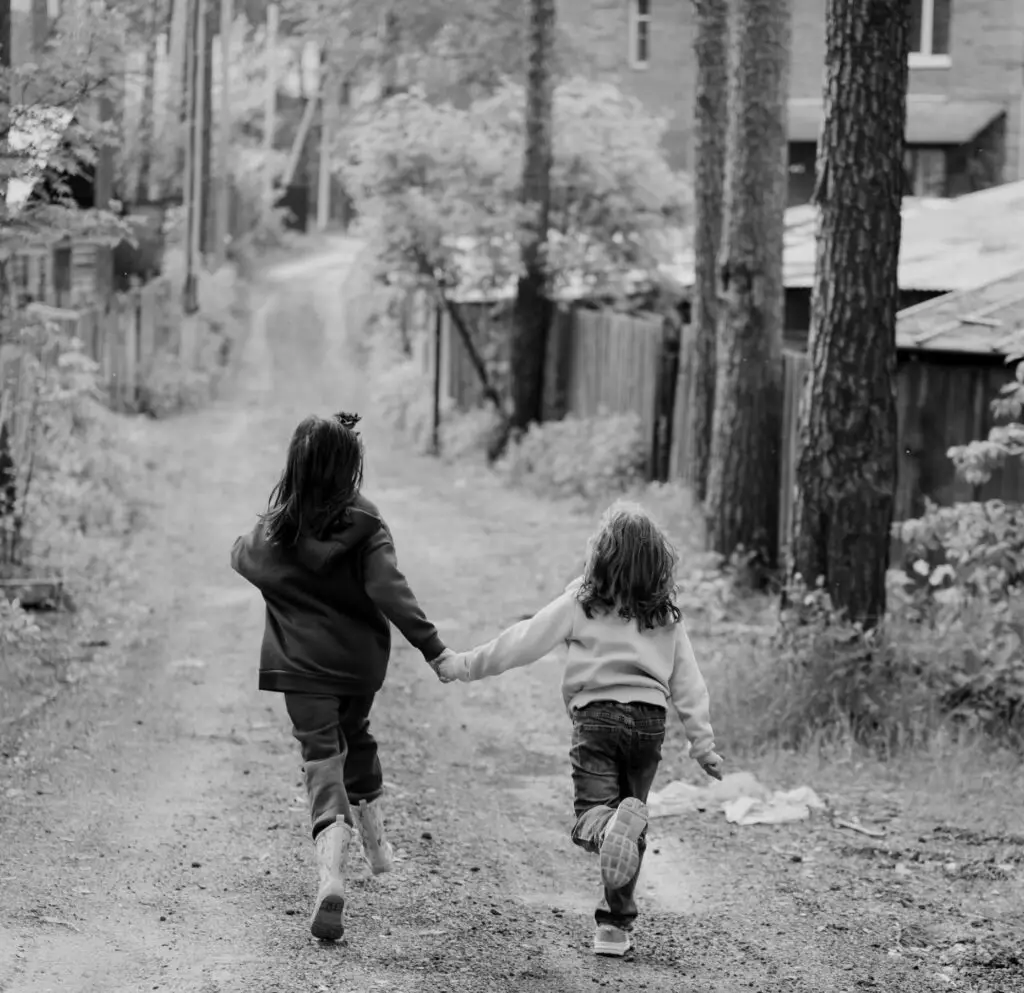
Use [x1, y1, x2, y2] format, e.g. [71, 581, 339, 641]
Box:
[0, 241, 1018, 993]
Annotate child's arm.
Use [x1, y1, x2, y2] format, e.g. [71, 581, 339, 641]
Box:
[362, 530, 446, 663]
[451, 589, 576, 682]
[668, 620, 716, 762]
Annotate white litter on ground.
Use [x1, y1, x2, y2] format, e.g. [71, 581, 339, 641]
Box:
[647, 772, 826, 826]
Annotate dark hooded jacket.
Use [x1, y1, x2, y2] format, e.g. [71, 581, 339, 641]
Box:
[230, 494, 446, 696]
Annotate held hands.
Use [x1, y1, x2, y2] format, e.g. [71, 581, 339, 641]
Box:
[428, 649, 469, 684]
[697, 750, 725, 781]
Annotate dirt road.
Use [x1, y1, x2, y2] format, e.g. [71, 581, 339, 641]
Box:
[0, 242, 1019, 993]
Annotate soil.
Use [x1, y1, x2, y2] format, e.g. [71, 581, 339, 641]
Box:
[0, 240, 1020, 993]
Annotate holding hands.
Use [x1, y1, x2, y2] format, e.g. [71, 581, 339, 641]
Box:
[428, 649, 470, 684]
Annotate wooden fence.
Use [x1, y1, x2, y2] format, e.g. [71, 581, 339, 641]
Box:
[439, 301, 678, 478]
[12, 277, 187, 413]
[422, 292, 1024, 560]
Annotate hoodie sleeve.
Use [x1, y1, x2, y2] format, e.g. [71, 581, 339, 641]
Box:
[462, 589, 576, 682]
[230, 532, 257, 585]
[668, 620, 716, 761]
[362, 529, 446, 663]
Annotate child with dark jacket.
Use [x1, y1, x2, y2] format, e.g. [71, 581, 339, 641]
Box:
[231, 412, 451, 941]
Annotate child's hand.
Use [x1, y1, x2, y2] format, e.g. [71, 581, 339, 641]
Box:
[435, 653, 470, 684]
[697, 750, 724, 781]
[428, 648, 455, 681]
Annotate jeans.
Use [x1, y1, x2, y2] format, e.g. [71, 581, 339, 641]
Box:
[284, 692, 384, 839]
[569, 701, 666, 930]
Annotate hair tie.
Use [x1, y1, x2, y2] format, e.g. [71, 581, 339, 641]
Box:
[334, 411, 361, 431]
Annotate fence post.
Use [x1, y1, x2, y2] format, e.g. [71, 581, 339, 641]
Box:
[430, 301, 442, 456]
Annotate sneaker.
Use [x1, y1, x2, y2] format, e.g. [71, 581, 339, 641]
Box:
[599, 797, 648, 890]
[593, 924, 634, 957]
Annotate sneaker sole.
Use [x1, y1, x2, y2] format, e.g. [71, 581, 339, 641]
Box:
[594, 941, 631, 957]
[310, 894, 345, 941]
[599, 798, 648, 890]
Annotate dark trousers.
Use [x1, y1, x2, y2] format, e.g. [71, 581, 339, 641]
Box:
[569, 701, 666, 930]
[284, 692, 384, 839]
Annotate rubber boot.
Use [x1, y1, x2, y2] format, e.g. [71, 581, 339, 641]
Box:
[353, 797, 394, 875]
[309, 818, 351, 940]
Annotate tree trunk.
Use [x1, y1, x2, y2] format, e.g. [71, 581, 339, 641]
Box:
[684, 0, 729, 503]
[509, 0, 555, 435]
[790, 0, 908, 628]
[135, 3, 162, 204]
[704, 0, 790, 568]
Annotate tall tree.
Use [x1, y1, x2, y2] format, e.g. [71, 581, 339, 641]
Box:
[790, 0, 908, 627]
[704, 0, 790, 566]
[508, 0, 555, 433]
[683, 0, 729, 502]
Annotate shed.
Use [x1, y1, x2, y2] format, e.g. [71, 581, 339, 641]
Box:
[891, 268, 1024, 516]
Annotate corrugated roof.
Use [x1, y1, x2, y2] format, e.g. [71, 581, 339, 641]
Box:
[787, 96, 1007, 145]
[895, 267, 1024, 355]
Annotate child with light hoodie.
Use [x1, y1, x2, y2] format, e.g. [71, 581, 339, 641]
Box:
[436, 500, 723, 957]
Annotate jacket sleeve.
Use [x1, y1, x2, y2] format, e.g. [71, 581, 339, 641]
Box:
[668, 620, 716, 761]
[462, 589, 576, 681]
[230, 533, 255, 584]
[362, 528, 446, 662]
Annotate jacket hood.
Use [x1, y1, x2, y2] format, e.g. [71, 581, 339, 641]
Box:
[232, 495, 384, 580]
[291, 495, 383, 573]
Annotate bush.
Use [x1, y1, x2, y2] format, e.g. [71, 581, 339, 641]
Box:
[888, 499, 1024, 739]
[497, 410, 647, 501]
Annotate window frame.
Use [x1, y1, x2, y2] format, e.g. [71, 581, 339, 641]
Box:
[628, 0, 651, 71]
[909, 0, 952, 69]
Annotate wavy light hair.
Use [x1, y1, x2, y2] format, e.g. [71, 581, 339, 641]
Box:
[575, 500, 681, 631]
[260, 412, 364, 545]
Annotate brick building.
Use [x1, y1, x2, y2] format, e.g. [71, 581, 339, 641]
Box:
[559, 0, 1024, 204]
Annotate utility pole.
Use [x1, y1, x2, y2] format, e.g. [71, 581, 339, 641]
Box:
[182, 0, 199, 312]
[199, 0, 215, 255]
[215, 0, 232, 266]
[263, 2, 279, 209]
[316, 49, 331, 232]
[192, 0, 207, 265]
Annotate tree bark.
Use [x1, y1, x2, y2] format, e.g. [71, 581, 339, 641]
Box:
[684, 0, 729, 503]
[790, 0, 908, 628]
[704, 0, 790, 568]
[509, 0, 555, 434]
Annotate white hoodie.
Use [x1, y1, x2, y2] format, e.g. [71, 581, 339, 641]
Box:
[450, 578, 716, 760]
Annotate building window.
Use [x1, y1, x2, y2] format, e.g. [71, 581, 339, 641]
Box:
[909, 0, 951, 68]
[904, 147, 948, 198]
[628, 0, 651, 69]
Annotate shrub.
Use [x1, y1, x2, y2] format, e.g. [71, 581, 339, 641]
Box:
[745, 578, 931, 752]
[497, 410, 647, 501]
[888, 499, 1024, 740]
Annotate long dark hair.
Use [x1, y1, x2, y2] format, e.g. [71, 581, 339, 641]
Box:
[576, 500, 681, 631]
[260, 412, 364, 545]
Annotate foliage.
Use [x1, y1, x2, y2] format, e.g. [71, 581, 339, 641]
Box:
[340, 79, 690, 301]
[1, 3, 131, 263]
[889, 501, 1024, 738]
[0, 315, 146, 580]
[948, 342, 1024, 485]
[496, 410, 648, 502]
[136, 248, 244, 419]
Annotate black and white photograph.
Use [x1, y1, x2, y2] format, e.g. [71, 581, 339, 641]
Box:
[0, 0, 1021, 990]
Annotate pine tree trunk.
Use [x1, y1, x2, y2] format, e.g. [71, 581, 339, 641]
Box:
[684, 0, 729, 503]
[509, 0, 555, 434]
[705, 0, 790, 567]
[790, 0, 908, 628]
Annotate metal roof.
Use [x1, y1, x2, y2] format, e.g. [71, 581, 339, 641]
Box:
[787, 95, 1007, 145]
[895, 268, 1024, 356]
[782, 180, 1024, 292]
